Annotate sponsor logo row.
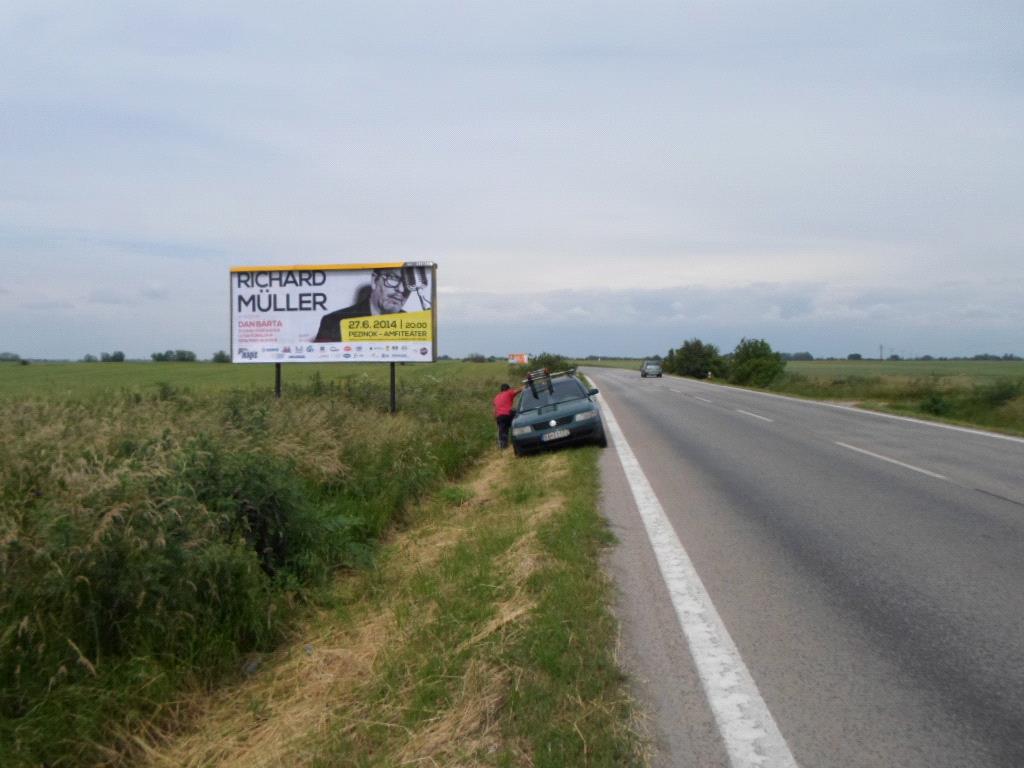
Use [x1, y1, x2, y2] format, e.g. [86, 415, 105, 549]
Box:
[237, 345, 430, 362]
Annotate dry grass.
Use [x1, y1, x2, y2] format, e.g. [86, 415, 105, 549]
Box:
[385, 455, 508, 579]
[129, 450, 568, 768]
[394, 659, 511, 766]
[126, 609, 395, 768]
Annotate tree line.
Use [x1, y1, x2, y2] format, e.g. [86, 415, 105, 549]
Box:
[81, 352, 126, 362]
[848, 352, 1022, 361]
[151, 350, 197, 362]
[77, 351, 232, 362]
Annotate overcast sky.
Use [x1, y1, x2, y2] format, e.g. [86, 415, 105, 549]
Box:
[2, 1, 1022, 360]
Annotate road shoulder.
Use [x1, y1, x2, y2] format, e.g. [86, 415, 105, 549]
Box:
[598, 440, 729, 768]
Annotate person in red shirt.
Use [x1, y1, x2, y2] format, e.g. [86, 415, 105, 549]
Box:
[492, 383, 519, 449]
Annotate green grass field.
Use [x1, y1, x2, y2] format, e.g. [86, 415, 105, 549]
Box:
[570, 358, 643, 371]
[786, 359, 1024, 383]
[0, 360, 502, 399]
[776, 361, 1024, 436]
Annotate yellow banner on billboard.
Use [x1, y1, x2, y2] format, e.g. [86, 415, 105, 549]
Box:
[341, 310, 433, 342]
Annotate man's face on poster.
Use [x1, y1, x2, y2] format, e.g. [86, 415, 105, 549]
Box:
[371, 269, 411, 314]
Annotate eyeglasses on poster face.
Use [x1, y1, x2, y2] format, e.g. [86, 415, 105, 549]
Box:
[378, 272, 408, 289]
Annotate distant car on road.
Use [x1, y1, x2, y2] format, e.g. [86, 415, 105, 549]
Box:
[641, 360, 663, 378]
[510, 369, 607, 456]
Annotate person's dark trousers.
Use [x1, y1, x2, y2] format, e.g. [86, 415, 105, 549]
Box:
[496, 415, 513, 448]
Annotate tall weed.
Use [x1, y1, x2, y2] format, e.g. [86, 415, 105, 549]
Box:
[0, 368, 497, 765]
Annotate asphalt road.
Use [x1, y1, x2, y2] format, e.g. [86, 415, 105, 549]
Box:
[586, 367, 1024, 768]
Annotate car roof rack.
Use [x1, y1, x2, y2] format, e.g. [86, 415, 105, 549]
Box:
[522, 367, 577, 397]
[523, 368, 552, 397]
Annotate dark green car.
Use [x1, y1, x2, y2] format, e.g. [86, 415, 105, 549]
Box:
[510, 370, 608, 457]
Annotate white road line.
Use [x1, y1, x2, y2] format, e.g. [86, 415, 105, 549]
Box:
[600, 398, 799, 768]
[695, 396, 713, 403]
[736, 409, 774, 423]
[670, 388, 683, 393]
[835, 442, 948, 480]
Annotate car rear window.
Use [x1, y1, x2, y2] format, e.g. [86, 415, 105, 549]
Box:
[517, 378, 587, 410]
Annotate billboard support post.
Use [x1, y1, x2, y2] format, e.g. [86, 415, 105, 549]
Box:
[275, 363, 282, 399]
[390, 362, 397, 413]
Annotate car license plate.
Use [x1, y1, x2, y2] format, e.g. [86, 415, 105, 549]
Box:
[542, 428, 571, 442]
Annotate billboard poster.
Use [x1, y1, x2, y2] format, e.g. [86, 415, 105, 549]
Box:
[230, 262, 437, 363]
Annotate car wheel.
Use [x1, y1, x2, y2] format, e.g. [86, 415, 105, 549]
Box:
[597, 432, 608, 448]
[512, 443, 522, 457]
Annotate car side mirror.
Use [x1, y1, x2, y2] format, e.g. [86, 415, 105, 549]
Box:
[588, 387, 599, 396]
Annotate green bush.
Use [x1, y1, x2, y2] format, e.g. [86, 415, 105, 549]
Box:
[729, 338, 785, 387]
[973, 379, 1022, 408]
[920, 393, 952, 415]
[667, 338, 726, 379]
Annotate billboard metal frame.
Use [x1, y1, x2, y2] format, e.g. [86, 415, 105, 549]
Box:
[228, 262, 438, 409]
[228, 262, 438, 365]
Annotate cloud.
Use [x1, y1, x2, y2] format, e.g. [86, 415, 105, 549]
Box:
[86, 288, 135, 306]
[439, 279, 1024, 358]
[141, 283, 169, 300]
[19, 300, 66, 312]
[1, 2, 1021, 360]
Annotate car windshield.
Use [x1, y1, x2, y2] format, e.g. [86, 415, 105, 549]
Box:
[518, 377, 587, 411]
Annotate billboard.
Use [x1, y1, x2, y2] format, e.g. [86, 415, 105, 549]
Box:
[230, 262, 436, 363]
